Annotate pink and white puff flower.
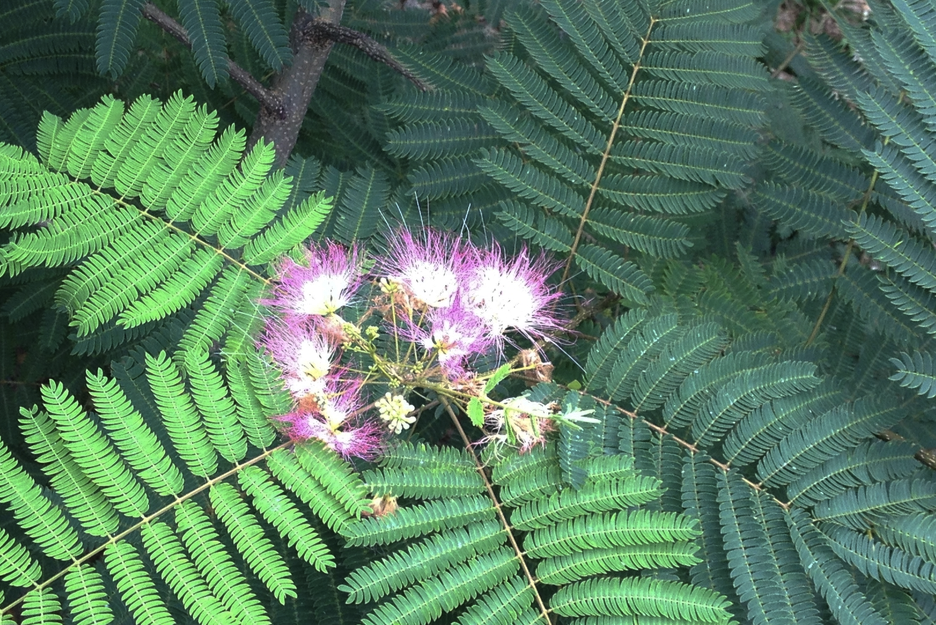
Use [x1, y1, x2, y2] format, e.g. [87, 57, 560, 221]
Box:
[270, 242, 361, 317]
[464, 244, 563, 343]
[418, 303, 491, 377]
[326, 418, 383, 460]
[259, 317, 337, 399]
[381, 227, 471, 309]
[279, 378, 383, 460]
[289, 412, 383, 461]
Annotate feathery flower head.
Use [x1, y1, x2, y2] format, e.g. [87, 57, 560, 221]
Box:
[328, 419, 383, 460]
[380, 227, 470, 309]
[270, 242, 361, 316]
[316, 377, 365, 430]
[259, 317, 337, 399]
[464, 243, 563, 341]
[418, 303, 491, 377]
[279, 377, 382, 459]
[289, 413, 383, 460]
[485, 396, 555, 454]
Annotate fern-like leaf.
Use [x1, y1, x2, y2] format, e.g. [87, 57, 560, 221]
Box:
[19, 405, 119, 537]
[786, 508, 888, 625]
[876, 512, 936, 563]
[141, 520, 238, 624]
[184, 349, 247, 463]
[103, 540, 175, 625]
[787, 439, 920, 506]
[522, 509, 699, 559]
[226, 0, 290, 71]
[179, 0, 228, 87]
[242, 191, 333, 265]
[238, 464, 334, 571]
[87, 368, 184, 496]
[41, 379, 149, 517]
[549, 576, 732, 623]
[342, 496, 497, 547]
[576, 243, 653, 305]
[95, 0, 144, 78]
[813, 478, 936, 530]
[210, 481, 297, 603]
[64, 565, 113, 625]
[717, 469, 799, 625]
[849, 214, 936, 295]
[174, 500, 272, 624]
[758, 396, 905, 486]
[1, 92, 335, 361]
[510, 472, 661, 531]
[294, 441, 372, 519]
[820, 522, 936, 596]
[340, 520, 505, 604]
[145, 350, 218, 477]
[890, 350, 936, 398]
[0, 530, 40, 588]
[360, 547, 518, 625]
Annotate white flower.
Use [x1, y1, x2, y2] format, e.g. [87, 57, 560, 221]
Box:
[283, 337, 333, 397]
[380, 227, 470, 309]
[320, 396, 350, 429]
[261, 318, 336, 399]
[297, 338, 330, 379]
[464, 245, 562, 342]
[466, 265, 539, 336]
[401, 260, 459, 308]
[298, 273, 354, 315]
[376, 392, 416, 434]
[268, 242, 360, 317]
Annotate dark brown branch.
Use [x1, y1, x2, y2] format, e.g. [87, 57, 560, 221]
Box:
[141, 3, 284, 117]
[144, 1, 425, 166]
[247, 1, 347, 167]
[305, 22, 428, 91]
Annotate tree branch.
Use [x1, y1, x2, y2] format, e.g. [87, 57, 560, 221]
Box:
[247, 1, 347, 167]
[144, 0, 425, 167]
[140, 3, 284, 117]
[307, 22, 427, 91]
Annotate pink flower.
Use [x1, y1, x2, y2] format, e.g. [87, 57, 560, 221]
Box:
[288, 413, 383, 461]
[277, 378, 383, 460]
[259, 317, 337, 399]
[267, 242, 361, 317]
[379, 227, 472, 309]
[417, 302, 491, 377]
[327, 419, 383, 460]
[463, 244, 563, 343]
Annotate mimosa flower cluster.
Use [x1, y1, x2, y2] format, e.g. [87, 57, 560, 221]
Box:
[258, 228, 567, 459]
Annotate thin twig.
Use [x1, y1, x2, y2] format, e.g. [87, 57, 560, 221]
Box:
[140, 3, 284, 117]
[771, 40, 804, 78]
[805, 169, 880, 345]
[804, 53, 902, 345]
[439, 396, 552, 624]
[560, 17, 657, 286]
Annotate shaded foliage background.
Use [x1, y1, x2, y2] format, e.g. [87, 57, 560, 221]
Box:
[2, 0, 936, 624]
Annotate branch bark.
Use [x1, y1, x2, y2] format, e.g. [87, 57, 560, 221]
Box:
[143, 0, 424, 168]
[309, 22, 427, 92]
[247, 1, 347, 168]
[140, 3, 283, 116]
